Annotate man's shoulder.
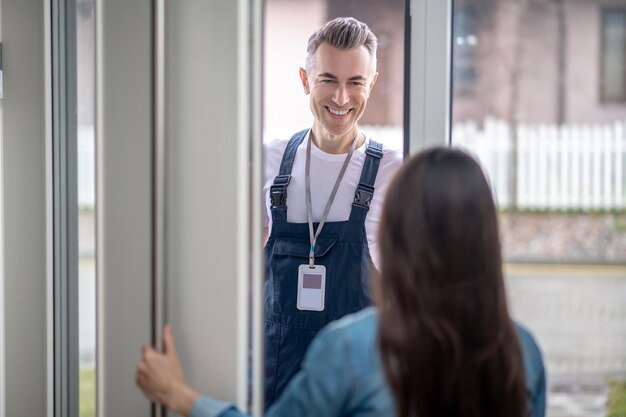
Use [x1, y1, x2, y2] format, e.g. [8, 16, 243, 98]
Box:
[365, 139, 402, 163]
[264, 137, 291, 153]
[382, 145, 403, 164]
[264, 130, 310, 160]
[263, 137, 291, 172]
[373, 143, 403, 177]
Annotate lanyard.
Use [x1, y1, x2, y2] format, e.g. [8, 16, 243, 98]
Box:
[306, 131, 359, 267]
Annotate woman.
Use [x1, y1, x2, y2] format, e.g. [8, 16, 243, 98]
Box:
[136, 147, 546, 417]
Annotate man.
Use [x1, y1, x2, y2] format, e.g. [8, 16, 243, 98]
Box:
[263, 17, 403, 406]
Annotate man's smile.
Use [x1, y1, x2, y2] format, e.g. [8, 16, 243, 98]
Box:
[325, 106, 352, 117]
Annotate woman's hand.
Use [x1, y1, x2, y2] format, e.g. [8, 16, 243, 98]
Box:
[136, 324, 200, 416]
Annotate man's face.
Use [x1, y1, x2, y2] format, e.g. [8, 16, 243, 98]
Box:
[300, 42, 378, 138]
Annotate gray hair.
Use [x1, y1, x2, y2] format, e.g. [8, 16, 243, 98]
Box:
[305, 17, 377, 72]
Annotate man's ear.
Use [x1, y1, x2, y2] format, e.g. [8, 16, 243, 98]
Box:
[299, 67, 310, 94]
[368, 72, 379, 94]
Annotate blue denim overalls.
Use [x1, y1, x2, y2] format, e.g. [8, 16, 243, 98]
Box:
[264, 129, 383, 406]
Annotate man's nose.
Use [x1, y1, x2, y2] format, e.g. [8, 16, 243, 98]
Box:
[331, 86, 349, 106]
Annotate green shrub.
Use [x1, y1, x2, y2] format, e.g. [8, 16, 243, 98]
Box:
[80, 368, 96, 417]
[607, 380, 626, 417]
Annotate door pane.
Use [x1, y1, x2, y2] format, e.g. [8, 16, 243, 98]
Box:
[77, 0, 95, 415]
[262, 0, 405, 408]
[451, 1, 626, 416]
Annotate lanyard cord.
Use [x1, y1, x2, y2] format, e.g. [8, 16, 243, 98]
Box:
[306, 131, 359, 268]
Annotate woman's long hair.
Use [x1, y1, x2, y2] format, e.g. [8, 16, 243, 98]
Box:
[376, 148, 527, 417]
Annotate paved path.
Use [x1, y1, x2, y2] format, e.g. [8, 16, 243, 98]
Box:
[505, 263, 626, 417]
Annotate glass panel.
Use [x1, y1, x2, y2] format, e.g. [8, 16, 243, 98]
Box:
[262, 0, 404, 407]
[451, 1, 626, 416]
[453, 7, 478, 96]
[77, 0, 95, 416]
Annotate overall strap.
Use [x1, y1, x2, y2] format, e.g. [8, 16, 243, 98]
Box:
[349, 140, 383, 222]
[270, 129, 309, 223]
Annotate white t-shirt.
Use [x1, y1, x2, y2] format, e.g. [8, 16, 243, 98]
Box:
[263, 131, 403, 269]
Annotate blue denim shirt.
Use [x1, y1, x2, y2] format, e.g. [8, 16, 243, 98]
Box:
[191, 307, 546, 417]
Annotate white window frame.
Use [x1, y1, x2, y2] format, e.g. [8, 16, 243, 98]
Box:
[408, 0, 453, 152]
[2, 0, 51, 415]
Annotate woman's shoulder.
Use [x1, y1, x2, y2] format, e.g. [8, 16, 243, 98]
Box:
[513, 321, 546, 396]
[514, 322, 543, 363]
[325, 307, 378, 341]
[307, 308, 392, 413]
[309, 307, 379, 364]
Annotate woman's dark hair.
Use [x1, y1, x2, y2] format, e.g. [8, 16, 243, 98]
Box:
[376, 147, 527, 417]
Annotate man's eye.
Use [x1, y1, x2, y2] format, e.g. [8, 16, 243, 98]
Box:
[351, 81, 365, 86]
[320, 79, 334, 84]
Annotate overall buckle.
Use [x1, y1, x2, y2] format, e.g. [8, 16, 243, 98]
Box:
[366, 144, 383, 159]
[270, 175, 291, 208]
[353, 184, 375, 208]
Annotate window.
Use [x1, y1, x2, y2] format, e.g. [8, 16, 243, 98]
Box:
[601, 9, 626, 102]
[453, 7, 478, 95]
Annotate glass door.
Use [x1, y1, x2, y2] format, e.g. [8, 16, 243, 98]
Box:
[451, 1, 626, 415]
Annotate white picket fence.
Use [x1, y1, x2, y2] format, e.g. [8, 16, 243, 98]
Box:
[453, 118, 626, 211]
[363, 120, 626, 211]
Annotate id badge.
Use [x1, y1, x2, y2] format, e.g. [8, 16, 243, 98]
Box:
[297, 264, 326, 311]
